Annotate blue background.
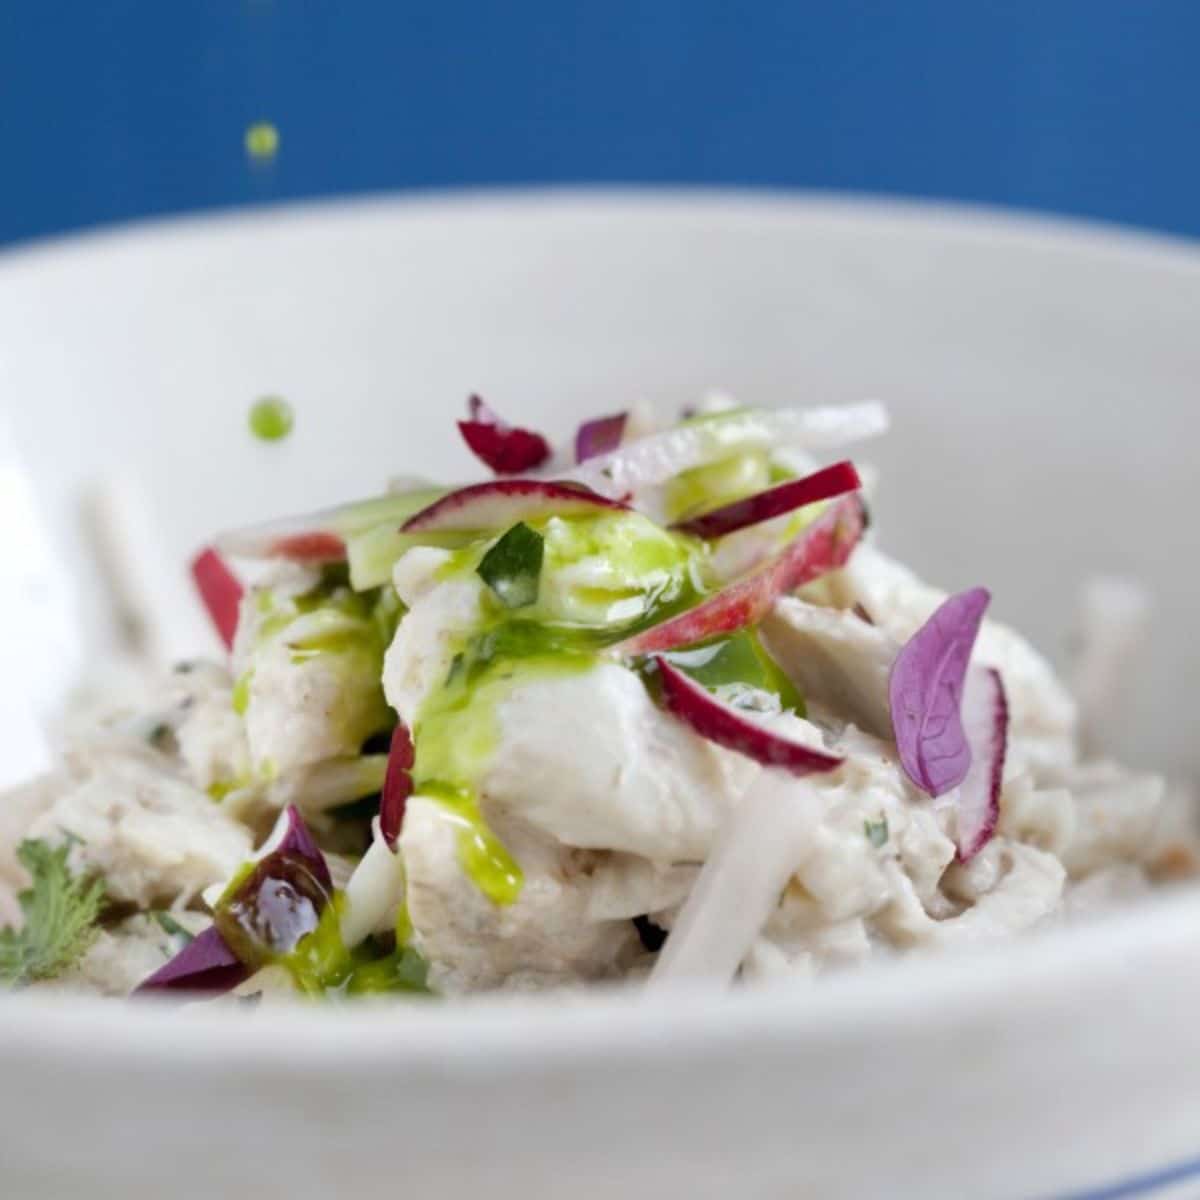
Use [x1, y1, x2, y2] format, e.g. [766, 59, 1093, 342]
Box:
[2, 2, 1199, 248]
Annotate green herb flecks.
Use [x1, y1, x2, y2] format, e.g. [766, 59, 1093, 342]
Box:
[244, 121, 280, 162]
[248, 396, 293, 442]
[864, 817, 889, 848]
[0, 841, 106, 987]
[477, 522, 544, 609]
[151, 911, 195, 943]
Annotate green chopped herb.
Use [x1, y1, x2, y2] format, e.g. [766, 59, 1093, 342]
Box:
[151, 911, 195, 943]
[0, 841, 106, 987]
[864, 817, 889, 848]
[248, 396, 294, 442]
[231, 670, 253, 715]
[658, 630, 804, 714]
[145, 721, 173, 751]
[477, 522, 544, 609]
[244, 121, 279, 161]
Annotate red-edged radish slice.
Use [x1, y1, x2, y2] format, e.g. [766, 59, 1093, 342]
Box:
[655, 656, 843, 775]
[402, 479, 629, 534]
[458, 395, 551, 475]
[191, 547, 244, 650]
[564, 402, 887, 499]
[575, 411, 627, 463]
[615, 493, 867, 657]
[215, 489, 446, 569]
[955, 667, 1009, 862]
[380, 722, 415, 849]
[134, 924, 249, 995]
[673, 460, 861, 539]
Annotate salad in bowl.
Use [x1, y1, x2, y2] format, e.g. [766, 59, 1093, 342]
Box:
[0, 395, 1188, 1001]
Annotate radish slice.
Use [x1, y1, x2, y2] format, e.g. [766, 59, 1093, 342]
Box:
[655, 657, 843, 775]
[615, 494, 867, 656]
[134, 925, 249, 996]
[216, 489, 444, 562]
[458, 395, 552, 475]
[380, 723, 415, 849]
[563, 402, 887, 500]
[649, 769, 820, 986]
[190, 547, 244, 650]
[402, 479, 629, 534]
[673, 460, 861, 538]
[575, 411, 627, 462]
[955, 667, 1009, 861]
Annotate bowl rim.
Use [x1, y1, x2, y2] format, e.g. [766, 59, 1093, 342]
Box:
[1, 186, 1198, 1059]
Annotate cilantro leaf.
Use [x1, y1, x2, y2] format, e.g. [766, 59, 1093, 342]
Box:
[864, 817, 889, 848]
[0, 840, 107, 987]
[476, 522, 544, 609]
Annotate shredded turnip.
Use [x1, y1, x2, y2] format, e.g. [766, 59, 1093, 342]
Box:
[649, 770, 819, 987]
[340, 818, 407, 949]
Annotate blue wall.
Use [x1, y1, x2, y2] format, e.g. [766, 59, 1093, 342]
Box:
[2, 2, 1199, 247]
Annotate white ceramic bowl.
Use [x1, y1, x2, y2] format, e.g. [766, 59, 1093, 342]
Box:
[2, 192, 1200, 1199]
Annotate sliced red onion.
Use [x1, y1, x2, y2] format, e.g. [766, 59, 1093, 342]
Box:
[273, 804, 334, 892]
[458, 395, 552, 475]
[575, 411, 627, 463]
[190, 547, 244, 651]
[135, 805, 333, 997]
[562, 402, 887, 500]
[672, 460, 861, 539]
[955, 667, 1009, 861]
[616, 494, 867, 657]
[134, 925, 249, 995]
[380, 723, 415, 849]
[402, 479, 628, 534]
[655, 657, 842, 775]
[888, 587, 990, 797]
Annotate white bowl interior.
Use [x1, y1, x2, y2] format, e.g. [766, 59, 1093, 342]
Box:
[3, 192, 1200, 1199]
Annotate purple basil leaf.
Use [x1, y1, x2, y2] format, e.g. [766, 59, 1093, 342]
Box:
[134, 925, 249, 995]
[888, 587, 991, 796]
[574, 411, 627, 463]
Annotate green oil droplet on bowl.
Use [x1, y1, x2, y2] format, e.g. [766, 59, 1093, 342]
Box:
[248, 397, 294, 442]
[244, 121, 280, 162]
